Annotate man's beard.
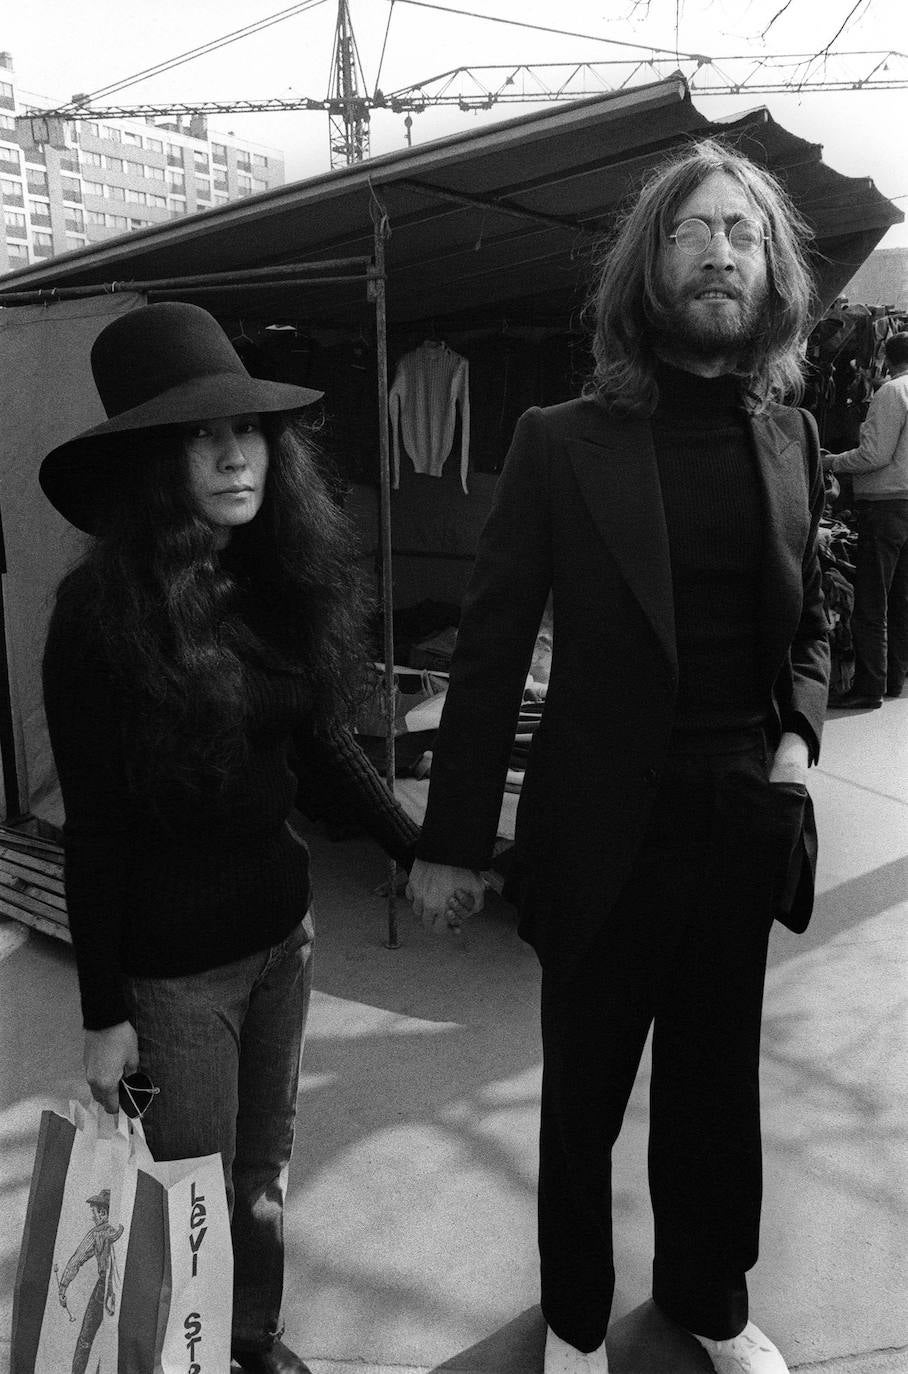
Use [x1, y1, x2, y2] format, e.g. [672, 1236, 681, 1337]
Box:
[648, 281, 769, 360]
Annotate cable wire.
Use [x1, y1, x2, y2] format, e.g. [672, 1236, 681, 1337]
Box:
[68, 0, 329, 106]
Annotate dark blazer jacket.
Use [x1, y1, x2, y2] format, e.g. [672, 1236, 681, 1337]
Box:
[417, 397, 830, 978]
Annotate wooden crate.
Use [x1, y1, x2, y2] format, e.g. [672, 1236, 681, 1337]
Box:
[0, 826, 69, 943]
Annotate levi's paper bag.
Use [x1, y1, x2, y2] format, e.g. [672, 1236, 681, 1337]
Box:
[11, 1099, 232, 1374]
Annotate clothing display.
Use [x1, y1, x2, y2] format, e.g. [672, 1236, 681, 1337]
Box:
[389, 340, 471, 493]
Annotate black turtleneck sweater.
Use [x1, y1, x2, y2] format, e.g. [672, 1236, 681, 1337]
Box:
[651, 362, 768, 738]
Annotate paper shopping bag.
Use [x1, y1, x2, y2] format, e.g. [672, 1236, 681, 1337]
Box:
[11, 1099, 232, 1374]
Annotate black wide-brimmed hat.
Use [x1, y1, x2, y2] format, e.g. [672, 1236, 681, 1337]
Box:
[39, 301, 323, 533]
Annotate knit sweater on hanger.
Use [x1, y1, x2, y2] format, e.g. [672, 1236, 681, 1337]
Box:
[389, 340, 471, 493]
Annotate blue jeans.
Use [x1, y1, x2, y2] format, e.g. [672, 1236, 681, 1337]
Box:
[123, 912, 314, 1352]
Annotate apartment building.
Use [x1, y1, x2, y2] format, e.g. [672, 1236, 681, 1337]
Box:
[0, 50, 285, 275]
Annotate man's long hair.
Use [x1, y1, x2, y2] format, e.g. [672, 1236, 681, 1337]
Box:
[584, 138, 816, 414]
[52, 414, 371, 794]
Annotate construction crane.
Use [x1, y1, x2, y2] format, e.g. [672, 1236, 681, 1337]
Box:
[15, 0, 908, 167]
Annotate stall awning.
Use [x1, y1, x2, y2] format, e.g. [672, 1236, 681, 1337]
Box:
[1, 77, 902, 326]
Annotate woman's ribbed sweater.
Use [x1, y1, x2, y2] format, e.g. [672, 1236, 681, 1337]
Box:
[43, 598, 418, 1031]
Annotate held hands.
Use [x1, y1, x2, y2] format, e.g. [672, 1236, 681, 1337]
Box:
[406, 858, 486, 934]
[84, 1020, 139, 1115]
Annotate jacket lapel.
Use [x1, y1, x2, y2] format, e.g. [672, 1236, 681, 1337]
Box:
[748, 409, 809, 676]
[565, 406, 809, 681]
[566, 420, 677, 672]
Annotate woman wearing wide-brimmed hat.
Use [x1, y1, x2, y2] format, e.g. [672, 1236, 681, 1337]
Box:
[40, 302, 419, 1374]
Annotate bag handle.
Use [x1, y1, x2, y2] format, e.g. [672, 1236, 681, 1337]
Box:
[76, 1097, 157, 1168]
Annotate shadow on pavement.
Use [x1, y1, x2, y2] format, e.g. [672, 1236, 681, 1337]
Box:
[428, 1301, 714, 1373]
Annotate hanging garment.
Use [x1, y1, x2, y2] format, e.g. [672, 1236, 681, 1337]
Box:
[388, 340, 471, 493]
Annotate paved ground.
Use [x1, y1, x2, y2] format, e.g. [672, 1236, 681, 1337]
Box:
[1, 696, 906, 1373]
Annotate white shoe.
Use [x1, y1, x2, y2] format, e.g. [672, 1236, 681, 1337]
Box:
[544, 1325, 609, 1373]
[692, 1320, 789, 1374]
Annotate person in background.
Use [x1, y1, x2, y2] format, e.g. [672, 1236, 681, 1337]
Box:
[408, 140, 829, 1374]
[40, 302, 419, 1374]
[822, 330, 908, 706]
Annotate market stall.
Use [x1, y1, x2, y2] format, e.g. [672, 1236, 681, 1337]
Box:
[0, 76, 902, 939]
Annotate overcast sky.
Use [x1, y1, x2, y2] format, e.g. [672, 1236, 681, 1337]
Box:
[5, 0, 907, 244]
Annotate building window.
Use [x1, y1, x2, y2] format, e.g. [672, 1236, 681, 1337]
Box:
[64, 207, 84, 232]
[59, 152, 80, 174]
[83, 180, 105, 198]
[0, 142, 20, 174]
[106, 214, 128, 229]
[253, 178, 268, 193]
[82, 120, 99, 137]
[26, 167, 49, 194]
[166, 143, 183, 166]
[145, 136, 163, 153]
[0, 83, 14, 113]
[86, 209, 105, 224]
[253, 153, 268, 168]
[238, 173, 252, 191]
[0, 114, 15, 132]
[195, 177, 210, 198]
[28, 199, 51, 225]
[213, 172, 229, 191]
[212, 142, 227, 164]
[4, 208, 27, 233]
[125, 188, 146, 205]
[0, 80, 14, 99]
[214, 193, 229, 204]
[193, 149, 209, 169]
[32, 229, 53, 247]
[167, 195, 186, 214]
[105, 156, 125, 172]
[106, 185, 126, 201]
[61, 178, 82, 203]
[32, 233, 53, 257]
[147, 165, 165, 181]
[6, 242, 29, 263]
[82, 150, 103, 167]
[236, 152, 251, 172]
[103, 126, 122, 143]
[167, 169, 185, 190]
[65, 234, 87, 250]
[146, 192, 166, 208]
[128, 217, 147, 229]
[0, 176, 24, 205]
[122, 130, 143, 146]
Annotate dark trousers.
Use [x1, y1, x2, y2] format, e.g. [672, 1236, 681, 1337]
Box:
[851, 499, 908, 697]
[538, 734, 807, 1352]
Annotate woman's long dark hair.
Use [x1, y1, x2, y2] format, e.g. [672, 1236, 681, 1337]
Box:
[53, 413, 371, 794]
[583, 138, 816, 415]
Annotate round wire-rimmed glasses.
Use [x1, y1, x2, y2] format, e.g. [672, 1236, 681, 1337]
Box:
[669, 217, 768, 256]
[118, 1071, 160, 1121]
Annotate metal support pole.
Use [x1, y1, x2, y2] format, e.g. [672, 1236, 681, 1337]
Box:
[370, 191, 399, 949]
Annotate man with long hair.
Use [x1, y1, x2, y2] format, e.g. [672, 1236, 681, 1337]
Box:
[408, 140, 830, 1374]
